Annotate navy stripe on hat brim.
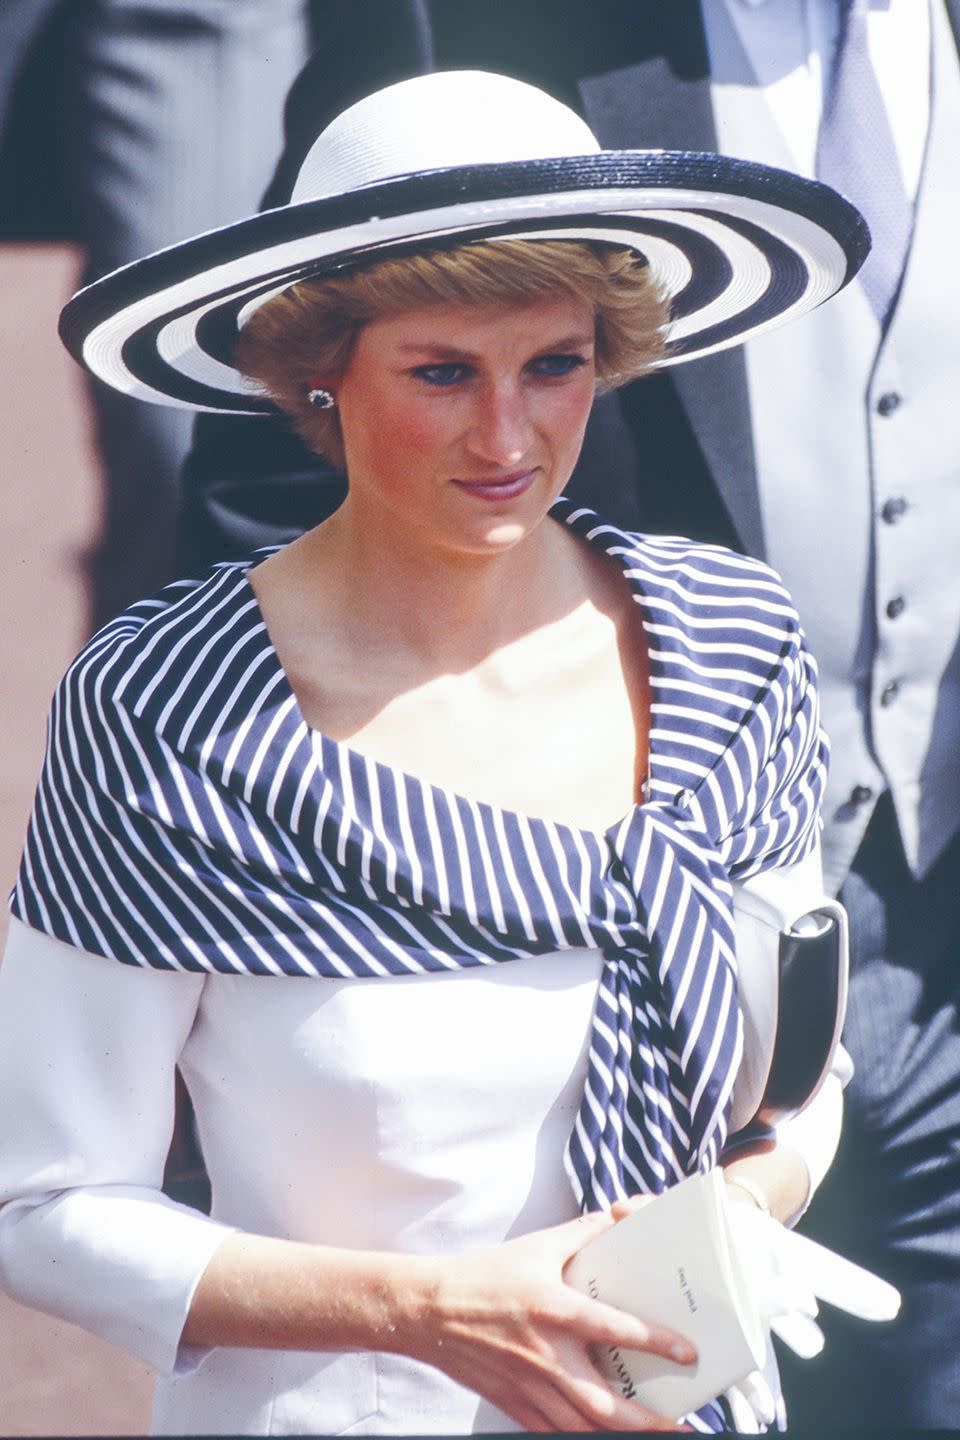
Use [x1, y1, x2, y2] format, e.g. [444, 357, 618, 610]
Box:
[117, 213, 738, 413]
[59, 150, 870, 412]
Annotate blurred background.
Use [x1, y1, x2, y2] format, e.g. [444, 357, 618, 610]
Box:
[0, 1, 317, 1429]
[0, 245, 154, 1435]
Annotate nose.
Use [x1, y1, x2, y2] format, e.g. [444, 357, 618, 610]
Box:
[465, 382, 533, 467]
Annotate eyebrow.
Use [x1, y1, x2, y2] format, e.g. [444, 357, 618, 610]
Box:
[396, 333, 596, 360]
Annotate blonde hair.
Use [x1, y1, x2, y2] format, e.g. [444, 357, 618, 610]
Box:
[233, 238, 669, 469]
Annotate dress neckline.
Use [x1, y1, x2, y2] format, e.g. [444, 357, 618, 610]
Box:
[238, 500, 663, 843]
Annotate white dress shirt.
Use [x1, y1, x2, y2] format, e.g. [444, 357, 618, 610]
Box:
[707, 0, 928, 191]
[699, 1, 960, 889]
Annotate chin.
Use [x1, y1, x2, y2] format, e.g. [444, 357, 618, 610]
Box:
[476, 518, 531, 547]
[451, 512, 550, 559]
[457, 492, 559, 556]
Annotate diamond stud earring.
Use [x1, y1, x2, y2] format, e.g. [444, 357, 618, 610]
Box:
[307, 387, 336, 409]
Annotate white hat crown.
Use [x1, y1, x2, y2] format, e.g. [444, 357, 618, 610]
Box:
[290, 70, 601, 204]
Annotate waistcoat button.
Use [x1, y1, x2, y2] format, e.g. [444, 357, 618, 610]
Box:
[849, 784, 874, 805]
[880, 680, 900, 707]
[876, 391, 902, 417]
[881, 497, 908, 524]
[885, 595, 906, 619]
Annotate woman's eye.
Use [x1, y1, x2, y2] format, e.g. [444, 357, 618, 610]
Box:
[529, 353, 588, 378]
[413, 363, 469, 387]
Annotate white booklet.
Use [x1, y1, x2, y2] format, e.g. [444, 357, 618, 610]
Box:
[565, 1169, 766, 1420]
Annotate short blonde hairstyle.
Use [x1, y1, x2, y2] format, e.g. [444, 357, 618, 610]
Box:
[233, 238, 669, 469]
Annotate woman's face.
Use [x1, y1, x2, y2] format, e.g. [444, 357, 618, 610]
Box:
[330, 294, 597, 559]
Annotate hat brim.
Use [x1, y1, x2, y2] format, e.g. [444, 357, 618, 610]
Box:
[60, 151, 869, 413]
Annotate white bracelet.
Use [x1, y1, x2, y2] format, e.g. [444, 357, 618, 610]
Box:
[725, 1173, 772, 1217]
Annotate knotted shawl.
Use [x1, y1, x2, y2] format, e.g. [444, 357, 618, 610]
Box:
[13, 501, 827, 1217]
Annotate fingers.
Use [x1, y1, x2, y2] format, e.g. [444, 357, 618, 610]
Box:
[725, 1364, 781, 1434]
[777, 1228, 901, 1321]
[420, 1217, 698, 1432]
[741, 1367, 778, 1425]
[724, 1383, 763, 1434]
[447, 1354, 559, 1431]
[437, 1323, 687, 1433]
[570, 1292, 696, 1368]
[609, 1193, 655, 1222]
[562, 1199, 694, 1376]
[769, 1309, 825, 1359]
[728, 1202, 901, 1325]
[545, 1334, 690, 1432]
[554, 1206, 619, 1263]
[555, 1214, 697, 1372]
[734, 1368, 778, 1427]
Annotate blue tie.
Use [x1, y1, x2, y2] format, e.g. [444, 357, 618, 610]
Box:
[816, 0, 915, 323]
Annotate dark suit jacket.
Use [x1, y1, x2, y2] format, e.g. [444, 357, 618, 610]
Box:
[177, 0, 960, 570]
[0, 0, 70, 238]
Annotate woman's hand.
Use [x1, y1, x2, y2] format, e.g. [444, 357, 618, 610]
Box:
[395, 1209, 695, 1432]
[186, 1212, 694, 1431]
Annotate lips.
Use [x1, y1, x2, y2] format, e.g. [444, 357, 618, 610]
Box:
[450, 468, 537, 501]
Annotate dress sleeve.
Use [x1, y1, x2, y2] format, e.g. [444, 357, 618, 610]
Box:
[728, 842, 851, 1214]
[0, 918, 234, 1375]
[775, 1043, 852, 1207]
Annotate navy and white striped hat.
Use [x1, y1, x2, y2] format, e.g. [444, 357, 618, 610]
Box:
[59, 69, 869, 415]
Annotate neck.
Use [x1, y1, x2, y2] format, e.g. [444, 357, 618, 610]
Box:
[294, 493, 588, 674]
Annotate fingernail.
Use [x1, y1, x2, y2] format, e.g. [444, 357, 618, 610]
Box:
[671, 1341, 696, 1364]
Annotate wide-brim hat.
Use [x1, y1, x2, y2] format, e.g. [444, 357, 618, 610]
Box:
[60, 70, 869, 414]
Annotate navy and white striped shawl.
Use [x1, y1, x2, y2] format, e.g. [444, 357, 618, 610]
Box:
[12, 500, 827, 1218]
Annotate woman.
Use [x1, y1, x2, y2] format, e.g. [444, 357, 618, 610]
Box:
[0, 72, 868, 1433]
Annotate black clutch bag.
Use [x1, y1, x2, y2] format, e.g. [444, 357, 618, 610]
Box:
[729, 873, 848, 1134]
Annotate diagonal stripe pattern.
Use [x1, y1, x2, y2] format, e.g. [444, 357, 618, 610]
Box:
[12, 502, 827, 1225]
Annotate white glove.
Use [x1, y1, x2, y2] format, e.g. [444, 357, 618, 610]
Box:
[722, 1202, 900, 1429]
[728, 1202, 900, 1335]
[724, 1366, 780, 1433]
